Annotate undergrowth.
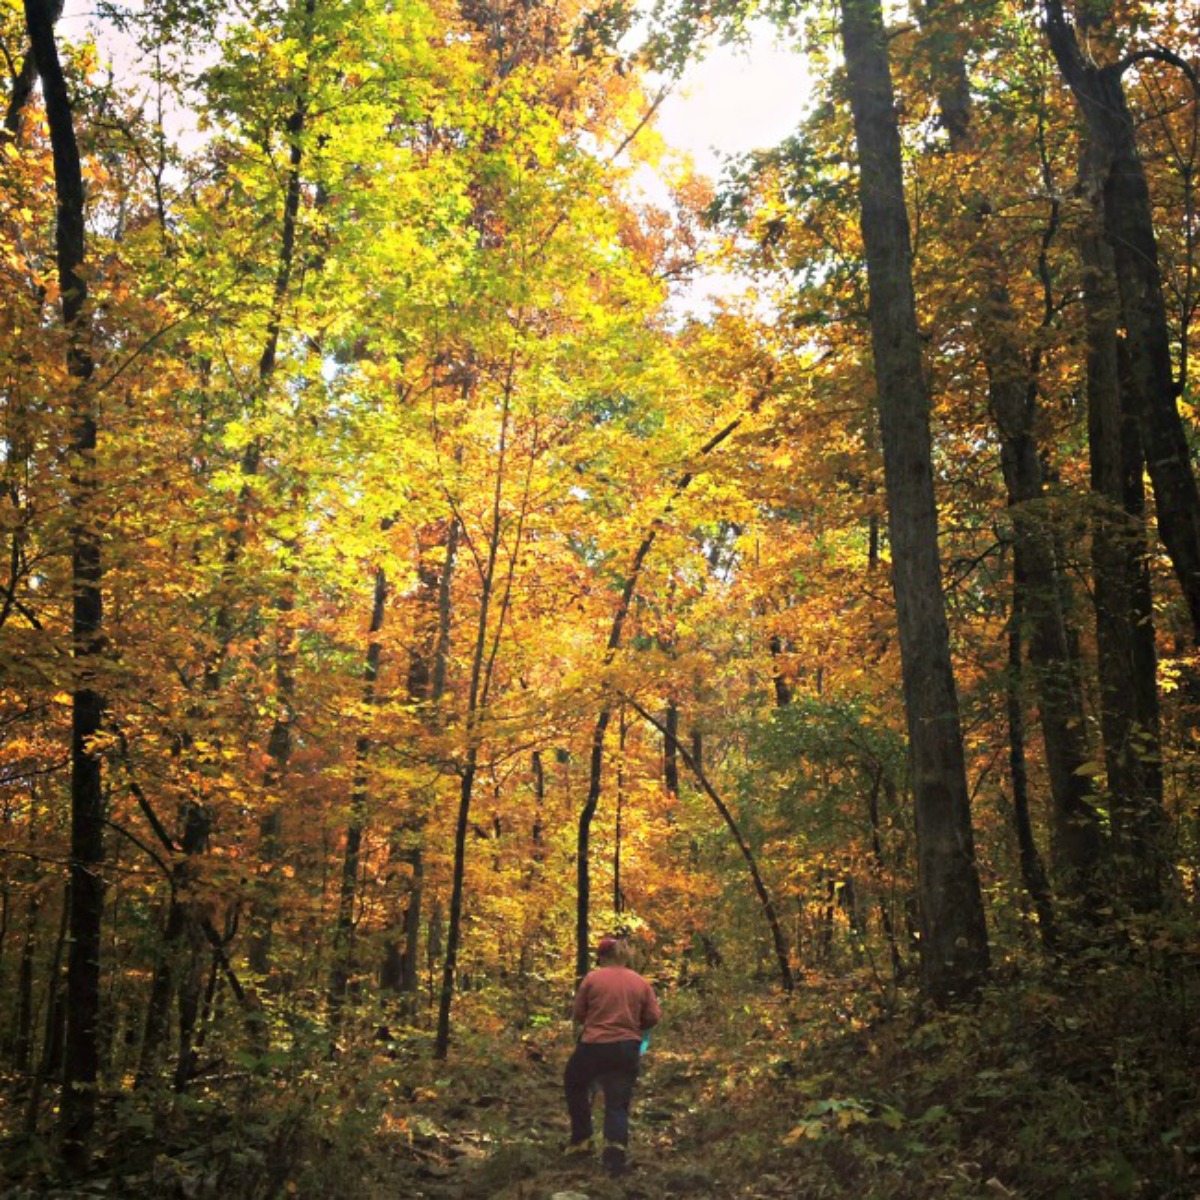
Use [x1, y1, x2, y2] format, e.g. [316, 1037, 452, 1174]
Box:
[2, 938, 1198, 1198]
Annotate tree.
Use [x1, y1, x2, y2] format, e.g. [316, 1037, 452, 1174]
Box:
[839, 0, 989, 1003]
[21, 0, 103, 1166]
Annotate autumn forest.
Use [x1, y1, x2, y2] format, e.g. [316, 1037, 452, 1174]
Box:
[1, 0, 1199, 1194]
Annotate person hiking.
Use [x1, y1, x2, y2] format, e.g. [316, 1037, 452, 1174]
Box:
[564, 935, 661, 1177]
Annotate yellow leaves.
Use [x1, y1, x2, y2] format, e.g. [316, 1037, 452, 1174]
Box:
[780, 1097, 892, 1145]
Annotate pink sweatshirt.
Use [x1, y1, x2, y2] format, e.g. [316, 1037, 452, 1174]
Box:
[572, 965, 661, 1044]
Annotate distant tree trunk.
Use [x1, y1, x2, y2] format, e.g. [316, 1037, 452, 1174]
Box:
[228, 0, 316, 985]
[0, 882, 8, 1021]
[24, 882, 69, 1136]
[614, 710, 626, 914]
[530, 749, 545, 863]
[769, 635, 793, 708]
[12, 889, 40, 1072]
[136, 802, 211, 1090]
[436, 383, 531, 1057]
[1044, 1, 1200, 644]
[11, 823, 42, 1071]
[1006, 580, 1058, 946]
[1082, 214, 1167, 909]
[840, 0, 989, 1003]
[329, 561, 389, 1025]
[987, 302, 1105, 892]
[247, 572, 298, 977]
[663, 698, 679, 797]
[384, 518, 458, 1001]
[629, 698, 794, 991]
[865, 766, 903, 979]
[24, 0, 104, 1166]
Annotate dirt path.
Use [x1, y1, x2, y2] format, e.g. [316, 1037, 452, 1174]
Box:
[388, 1033, 758, 1200]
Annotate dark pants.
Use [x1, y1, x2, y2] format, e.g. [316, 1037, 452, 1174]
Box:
[564, 1039, 641, 1146]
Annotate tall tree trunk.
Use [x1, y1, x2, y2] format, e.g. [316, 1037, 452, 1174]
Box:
[920, 0, 1102, 898]
[329, 561, 389, 1025]
[241, 0, 319, 968]
[1082, 214, 1167, 909]
[436, 384, 531, 1058]
[24, 0, 104, 1165]
[614, 709, 626, 914]
[247, 572, 298, 977]
[1044, 1, 1200, 643]
[839, 0, 989, 1003]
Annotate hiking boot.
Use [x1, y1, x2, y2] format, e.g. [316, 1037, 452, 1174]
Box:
[563, 1136, 594, 1157]
[602, 1141, 629, 1177]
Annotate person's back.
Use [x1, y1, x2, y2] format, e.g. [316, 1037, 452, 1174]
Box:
[573, 963, 660, 1044]
[564, 937, 661, 1177]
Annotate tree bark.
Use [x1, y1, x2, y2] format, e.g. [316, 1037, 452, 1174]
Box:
[1082, 215, 1167, 909]
[840, 0, 989, 1003]
[919, 0, 1102, 898]
[987, 302, 1105, 891]
[1044, 1, 1200, 644]
[24, 0, 105, 1165]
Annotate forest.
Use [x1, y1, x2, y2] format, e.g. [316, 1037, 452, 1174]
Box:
[0, 0, 1198, 1194]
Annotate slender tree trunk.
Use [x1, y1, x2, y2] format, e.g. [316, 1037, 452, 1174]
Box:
[383, 518, 458, 1000]
[24, 0, 105, 1164]
[973, 215, 1105, 892]
[575, 396, 769, 981]
[0, 880, 8, 1019]
[865, 766, 903, 980]
[24, 882, 69, 1136]
[629, 699, 794, 991]
[214, 0, 316, 990]
[840, 0, 988, 1003]
[436, 386, 531, 1057]
[12, 886, 40, 1072]
[329, 562, 389, 1025]
[1006, 578, 1058, 946]
[248, 572, 297, 977]
[614, 709, 626, 914]
[663, 698, 679, 797]
[136, 802, 211, 1090]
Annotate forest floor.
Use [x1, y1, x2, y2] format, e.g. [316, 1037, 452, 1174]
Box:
[3, 945, 1200, 1199]
[350, 948, 1200, 1200]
